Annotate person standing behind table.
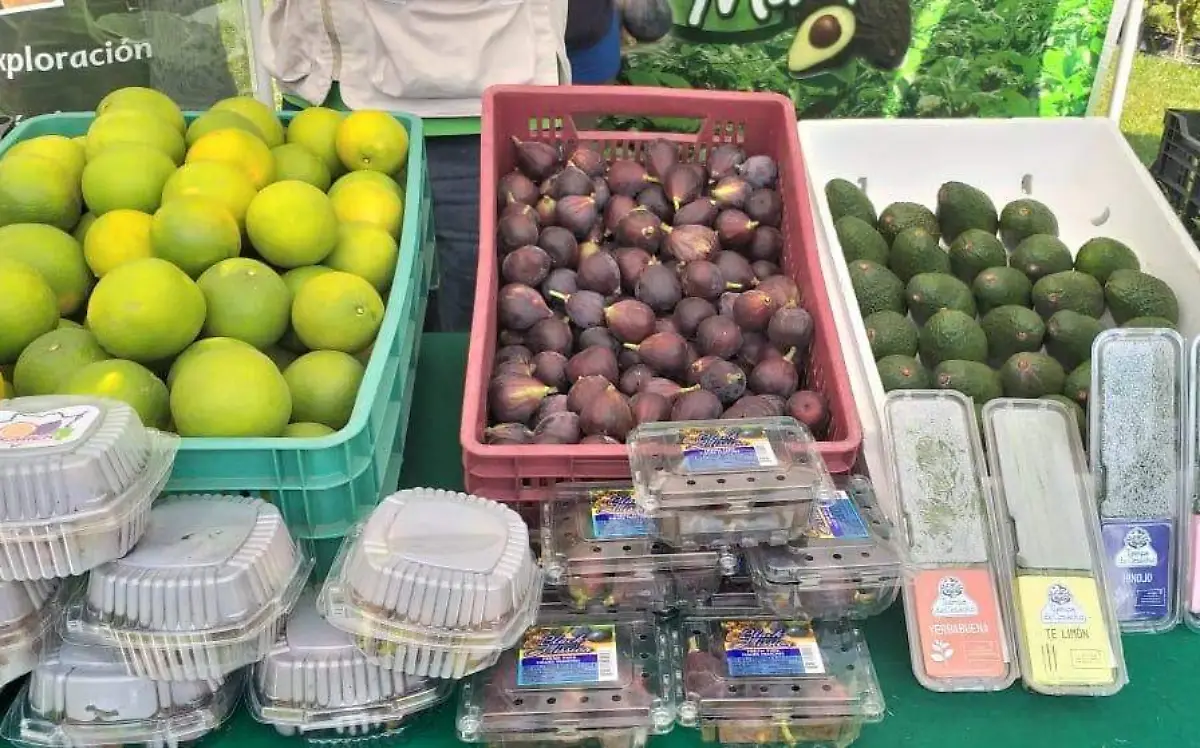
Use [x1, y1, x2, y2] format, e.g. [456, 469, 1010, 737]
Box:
[258, 0, 570, 333]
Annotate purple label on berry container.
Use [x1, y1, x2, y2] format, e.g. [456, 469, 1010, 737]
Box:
[1101, 520, 1173, 623]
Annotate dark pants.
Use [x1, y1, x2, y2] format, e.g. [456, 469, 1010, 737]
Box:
[426, 136, 482, 333]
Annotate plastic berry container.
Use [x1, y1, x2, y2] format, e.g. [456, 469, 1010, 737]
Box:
[0, 580, 67, 689]
[0, 397, 178, 581]
[62, 495, 311, 682]
[1, 642, 240, 748]
[745, 476, 901, 621]
[457, 613, 677, 748]
[249, 590, 452, 742]
[653, 501, 812, 562]
[542, 483, 722, 614]
[320, 489, 544, 679]
[628, 418, 833, 513]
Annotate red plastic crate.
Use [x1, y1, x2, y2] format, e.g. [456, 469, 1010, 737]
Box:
[461, 85, 862, 501]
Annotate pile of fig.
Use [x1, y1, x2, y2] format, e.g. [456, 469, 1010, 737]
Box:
[485, 136, 831, 446]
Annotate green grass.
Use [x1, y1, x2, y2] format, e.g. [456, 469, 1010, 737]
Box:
[1108, 53, 1200, 164]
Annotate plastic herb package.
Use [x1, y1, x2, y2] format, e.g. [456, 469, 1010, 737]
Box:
[1, 642, 240, 748]
[1187, 336, 1200, 633]
[0, 580, 67, 689]
[541, 483, 722, 614]
[744, 476, 900, 622]
[1090, 329, 1187, 634]
[320, 489, 544, 679]
[676, 616, 883, 747]
[983, 399, 1127, 697]
[883, 391, 1018, 693]
[249, 590, 452, 743]
[628, 418, 832, 513]
[457, 613, 677, 748]
[62, 495, 311, 682]
[0, 397, 179, 581]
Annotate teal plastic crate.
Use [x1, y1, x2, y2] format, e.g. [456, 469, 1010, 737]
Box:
[0, 110, 433, 539]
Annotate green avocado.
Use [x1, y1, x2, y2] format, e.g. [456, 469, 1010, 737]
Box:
[999, 198, 1059, 246]
[1031, 270, 1105, 319]
[878, 201, 940, 245]
[889, 226, 950, 282]
[948, 229, 1007, 284]
[1104, 270, 1179, 324]
[864, 310, 919, 359]
[1063, 361, 1092, 408]
[936, 181, 998, 243]
[1122, 316, 1177, 330]
[933, 359, 1003, 404]
[906, 273, 976, 325]
[920, 309, 988, 367]
[848, 260, 906, 317]
[836, 215, 890, 265]
[877, 355, 932, 391]
[1000, 351, 1066, 398]
[826, 178, 878, 226]
[1044, 310, 1105, 371]
[1010, 234, 1074, 282]
[972, 266, 1033, 314]
[1074, 237, 1139, 284]
[980, 305, 1045, 363]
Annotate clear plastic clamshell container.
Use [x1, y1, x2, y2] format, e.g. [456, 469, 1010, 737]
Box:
[983, 399, 1127, 697]
[320, 489, 544, 680]
[1186, 336, 1200, 633]
[744, 476, 901, 622]
[628, 418, 833, 513]
[1, 642, 240, 748]
[676, 616, 883, 747]
[0, 397, 179, 581]
[249, 590, 452, 742]
[653, 502, 811, 560]
[883, 391, 1018, 693]
[457, 614, 677, 748]
[1090, 329, 1187, 634]
[541, 483, 722, 614]
[0, 580, 67, 688]
[63, 495, 311, 682]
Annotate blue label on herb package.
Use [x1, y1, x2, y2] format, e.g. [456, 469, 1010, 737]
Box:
[721, 621, 824, 677]
[590, 489, 651, 539]
[1100, 520, 1173, 622]
[805, 491, 870, 540]
[680, 427, 778, 473]
[517, 625, 619, 687]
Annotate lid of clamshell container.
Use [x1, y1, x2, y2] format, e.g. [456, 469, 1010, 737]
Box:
[0, 397, 152, 522]
[343, 489, 540, 630]
[83, 495, 303, 633]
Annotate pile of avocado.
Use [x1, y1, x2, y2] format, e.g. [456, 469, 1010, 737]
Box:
[826, 178, 1181, 432]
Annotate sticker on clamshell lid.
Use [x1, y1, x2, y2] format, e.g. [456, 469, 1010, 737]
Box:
[590, 489, 651, 539]
[805, 491, 870, 540]
[912, 569, 1009, 679]
[1016, 575, 1115, 687]
[517, 624, 619, 687]
[680, 427, 778, 473]
[1100, 520, 1173, 622]
[721, 620, 824, 677]
[0, 405, 100, 450]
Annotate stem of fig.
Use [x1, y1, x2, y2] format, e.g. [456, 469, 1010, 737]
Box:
[747, 220, 760, 230]
[727, 282, 744, 290]
[677, 385, 700, 395]
[623, 343, 639, 351]
[549, 290, 570, 302]
[784, 347, 797, 363]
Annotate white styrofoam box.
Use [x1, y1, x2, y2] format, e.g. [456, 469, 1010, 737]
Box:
[798, 117, 1200, 520]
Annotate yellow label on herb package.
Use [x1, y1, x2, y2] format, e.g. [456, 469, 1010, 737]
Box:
[1016, 575, 1116, 688]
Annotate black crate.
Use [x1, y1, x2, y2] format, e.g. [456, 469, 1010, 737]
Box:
[0, 116, 12, 140]
[1151, 109, 1200, 241]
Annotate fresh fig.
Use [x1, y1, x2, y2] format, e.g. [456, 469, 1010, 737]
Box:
[752, 260, 780, 280]
[608, 159, 655, 197]
[499, 171, 539, 207]
[699, 359, 748, 405]
[568, 375, 613, 413]
[604, 195, 638, 232]
[767, 306, 813, 350]
[631, 392, 673, 426]
[578, 239, 602, 262]
[532, 351, 570, 389]
[619, 364, 654, 395]
[526, 316, 573, 355]
[711, 176, 752, 209]
[723, 394, 779, 420]
[671, 389, 723, 421]
[512, 137, 559, 180]
[567, 346, 619, 383]
[673, 198, 719, 227]
[733, 289, 779, 332]
[635, 264, 683, 314]
[581, 434, 621, 445]
[579, 385, 636, 440]
[501, 201, 538, 224]
[738, 154, 779, 189]
[543, 164, 594, 199]
[656, 317, 681, 336]
[535, 195, 557, 226]
[664, 164, 703, 209]
[664, 224, 719, 263]
[749, 348, 799, 398]
[499, 283, 553, 330]
[499, 211, 539, 252]
[748, 226, 784, 262]
[498, 329, 525, 347]
[682, 260, 738, 300]
[556, 195, 599, 239]
[788, 390, 830, 433]
[489, 374, 555, 423]
[484, 423, 535, 445]
[713, 251, 757, 288]
[551, 289, 605, 328]
[614, 247, 657, 292]
[738, 332, 782, 368]
[643, 378, 695, 401]
[541, 268, 578, 303]
[696, 315, 743, 359]
[646, 139, 679, 181]
[495, 345, 533, 366]
[502, 245, 552, 286]
[758, 275, 801, 309]
[578, 326, 621, 354]
[577, 251, 621, 295]
[591, 177, 610, 210]
[706, 144, 746, 183]
[687, 355, 721, 386]
[614, 208, 664, 252]
[618, 347, 641, 370]
[715, 209, 758, 250]
[745, 188, 782, 227]
[718, 292, 740, 318]
[605, 299, 657, 343]
[534, 411, 582, 444]
[569, 146, 606, 178]
[626, 331, 688, 377]
[636, 184, 673, 222]
[673, 297, 717, 338]
[534, 394, 570, 425]
[495, 359, 534, 378]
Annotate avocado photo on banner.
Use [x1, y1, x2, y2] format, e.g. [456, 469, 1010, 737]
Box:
[0, 0, 249, 120]
[614, 0, 1119, 122]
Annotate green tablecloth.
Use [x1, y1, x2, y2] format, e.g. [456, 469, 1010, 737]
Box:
[122, 334, 1200, 747]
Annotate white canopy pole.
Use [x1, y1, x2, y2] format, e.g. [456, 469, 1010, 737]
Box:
[1108, 0, 1145, 122]
[243, 0, 274, 107]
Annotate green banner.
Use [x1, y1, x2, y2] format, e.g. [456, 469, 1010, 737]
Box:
[618, 0, 1119, 120]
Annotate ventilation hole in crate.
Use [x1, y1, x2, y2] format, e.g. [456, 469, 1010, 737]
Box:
[727, 685, 738, 693]
[514, 699, 524, 706]
[822, 684, 832, 692]
[759, 685, 770, 693]
[612, 695, 622, 702]
[832, 553, 842, 560]
[861, 551, 871, 558]
[592, 545, 603, 554]
[640, 652, 650, 659]
[1091, 207, 1111, 226]
[623, 545, 633, 552]
[746, 476, 756, 483]
[639, 633, 649, 641]
[581, 696, 590, 703]
[546, 697, 557, 705]
[791, 685, 801, 692]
